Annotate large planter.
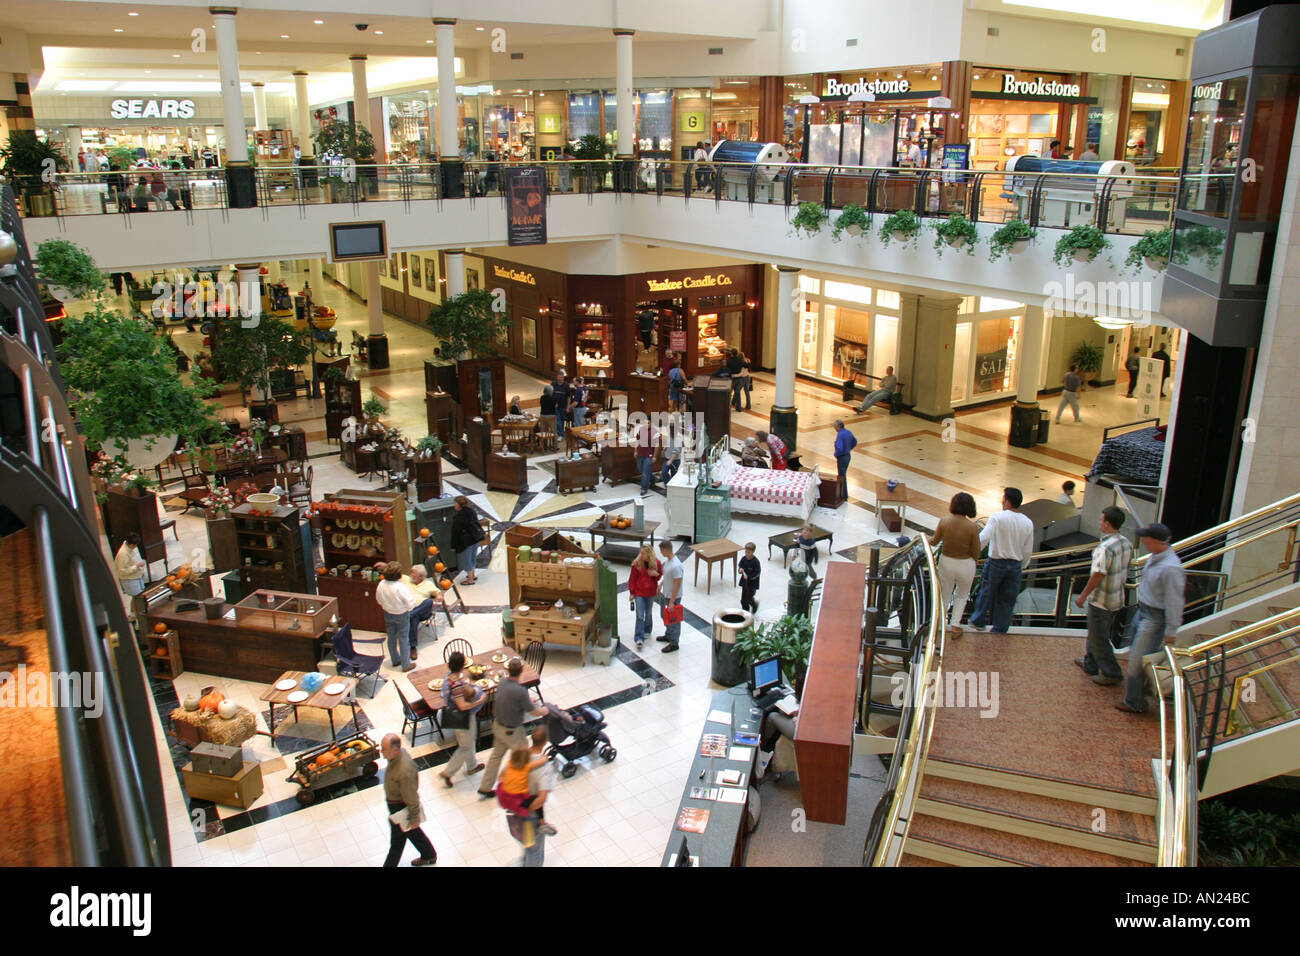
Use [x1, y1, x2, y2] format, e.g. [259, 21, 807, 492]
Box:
[891, 230, 915, 244]
[945, 236, 967, 250]
[49, 285, 75, 302]
[104, 434, 178, 470]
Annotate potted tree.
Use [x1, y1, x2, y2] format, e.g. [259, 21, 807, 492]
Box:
[1124, 227, 1183, 274]
[1070, 341, 1105, 389]
[210, 315, 309, 424]
[362, 396, 388, 432]
[426, 289, 512, 360]
[311, 121, 377, 201]
[987, 219, 1037, 261]
[932, 213, 979, 257]
[1052, 224, 1111, 266]
[0, 131, 68, 217]
[413, 435, 444, 499]
[35, 239, 105, 301]
[831, 203, 870, 241]
[571, 134, 608, 192]
[880, 209, 921, 247]
[733, 614, 815, 699]
[790, 202, 829, 237]
[57, 302, 218, 468]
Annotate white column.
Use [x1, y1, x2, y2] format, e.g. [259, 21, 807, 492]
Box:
[774, 266, 800, 410]
[66, 127, 83, 169]
[235, 263, 261, 326]
[445, 250, 465, 298]
[614, 30, 635, 156]
[364, 263, 383, 336]
[210, 7, 249, 164]
[292, 71, 313, 160]
[309, 258, 324, 294]
[435, 18, 459, 159]
[1016, 305, 1047, 404]
[350, 54, 369, 127]
[251, 81, 267, 131]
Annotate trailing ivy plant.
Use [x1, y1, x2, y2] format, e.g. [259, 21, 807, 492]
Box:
[416, 435, 444, 458]
[1179, 223, 1225, 268]
[733, 614, 814, 686]
[789, 202, 829, 237]
[932, 213, 979, 257]
[987, 219, 1037, 262]
[35, 239, 105, 299]
[1052, 224, 1111, 267]
[56, 303, 218, 448]
[426, 289, 512, 359]
[879, 209, 921, 247]
[831, 204, 870, 241]
[1124, 227, 1185, 274]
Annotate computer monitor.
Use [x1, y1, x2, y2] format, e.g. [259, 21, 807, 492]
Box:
[751, 656, 781, 695]
[674, 834, 693, 867]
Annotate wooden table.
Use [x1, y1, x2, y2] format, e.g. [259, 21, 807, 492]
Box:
[200, 447, 289, 479]
[567, 422, 617, 454]
[874, 481, 911, 534]
[768, 526, 834, 566]
[690, 537, 742, 594]
[587, 516, 661, 563]
[407, 650, 541, 712]
[555, 454, 601, 494]
[499, 417, 539, 453]
[259, 671, 359, 742]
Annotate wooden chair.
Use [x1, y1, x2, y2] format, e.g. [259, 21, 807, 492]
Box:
[396, 682, 442, 745]
[521, 640, 547, 702]
[177, 472, 211, 515]
[443, 638, 474, 664]
[288, 463, 313, 507]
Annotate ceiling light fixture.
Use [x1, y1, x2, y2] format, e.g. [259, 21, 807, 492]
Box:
[375, 30, 383, 34]
[426, 39, 433, 43]
[280, 34, 289, 38]
[314, 19, 324, 24]
[114, 27, 123, 32]
[127, 10, 139, 15]
[476, 26, 485, 31]
[172, 53, 181, 58]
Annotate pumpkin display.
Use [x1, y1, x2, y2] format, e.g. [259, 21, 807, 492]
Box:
[433, 561, 445, 572]
[198, 690, 225, 714]
[419, 528, 430, 538]
[182, 694, 200, 712]
[315, 751, 338, 768]
[153, 622, 168, 634]
[428, 546, 437, 555]
[168, 581, 183, 591]
[216, 699, 238, 720]
[438, 578, 453, 591]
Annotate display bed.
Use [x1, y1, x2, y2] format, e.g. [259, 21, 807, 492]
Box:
[710, 454, 819, 521]
[1086, 424, 1166, 485]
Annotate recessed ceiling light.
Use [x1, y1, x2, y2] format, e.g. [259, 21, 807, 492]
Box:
[172, 53, 181, 58]
[425, 39, 433, 43]
[114, 27, 124, 32]
[144, 70, 152, 74]
[280, 34, 289, 39]
[475, 26, 485, 31]
[127, 10, 139, 15]
[313, 19, 324, 24]
[973, 74, 980, 79]
[375, 30, 383, 34]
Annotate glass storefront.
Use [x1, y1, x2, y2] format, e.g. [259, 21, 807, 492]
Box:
[796, 276, 902, 384]
[384, 90, 436, 162]
[1126, 77, 1173, 166]
[951, 296, 1023, 404]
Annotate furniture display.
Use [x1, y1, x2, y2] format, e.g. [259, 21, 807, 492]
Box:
[233, 502, 314, 593]
[145, 627, 183, 680]
[314, 490, 411, 632]
[555, 453, 601, 493]
[413, 455, 443, 502]
[709, 452, 820, 521]
[499, 416, 540, 453]
[425, 389, 464, 462]
[695, 485, 732, 542]
[505, 526, 610, 665]
[566, 421, 617, 453]
[600, 443, 664, 486]
[168, 704, 257, 748]
[103, 489, 168, 575]
[689, 538, 742, 594]
[587, 515, 661, 563]
[407, 649, 541, 712]
[455, 356, 506, 422]
[143, 591, 338, 683]
[181, 760, 264, 809]
[665, 467, 699, 540]
[206, 515, 240, 572]
[660, 684, 760, 867]
[264, 425, 308, 463]
[624, 371, 669, 415]
[768, 526, 834, 566]
[512, 606, 597, 666]
[874, 481, 911, 534]
[325, 377, 362, 443]
[259, 670, 359, 741]
[818, 474, 846, 509]
[795, 562, 867, 824]
[464, 416, 493, 481]
[486, 452, 529, 493]
[693, 373, 732, 444]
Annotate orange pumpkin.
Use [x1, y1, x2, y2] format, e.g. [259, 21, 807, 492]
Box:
[164, 575, 176, 583]
[419, 528, 430, 538]
[438, 578, 452, 591]
[317, 566, 328, 574]
[433, 561, 445, 572]
[168, 581, 183, 591]
[153, 622, 167, 634]
[315, 751, 338, 768]
[428, 546, 437, 555]
[198, 690, 225, 714]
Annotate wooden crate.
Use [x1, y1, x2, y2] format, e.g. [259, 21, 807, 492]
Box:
[181, 760, 264, 809]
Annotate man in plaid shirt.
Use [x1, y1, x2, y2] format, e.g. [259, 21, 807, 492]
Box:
[1072, 506, 1133, 685]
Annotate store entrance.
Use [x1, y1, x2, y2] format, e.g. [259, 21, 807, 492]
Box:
[633, 298, 686, 374]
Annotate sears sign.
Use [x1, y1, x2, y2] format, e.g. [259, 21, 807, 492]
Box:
[109, 99, 197, 120]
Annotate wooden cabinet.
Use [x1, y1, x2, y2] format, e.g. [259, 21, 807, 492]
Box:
[413, 456, 443, 501]
[487, 452, 528, 493]
[600, 444, 662, 486]
[206, 516, 240, 572]
[555, 455, 601, 493]
[104, 489, 167, 572]
[692, 374, 732, 444]
[425, 391, 460, 449]
[325, 378, 362, 443]
[317, 494, 406, 575]
[695, 486, 732, 542]
[315, 574, 383, 632]
[513, 609, 597, 665]
[456, 356, 506, 422]
[464, 417, 492, 480]
[625, 372, 668, 414]
[233, 503, 313, 593]
[146, 627, 183, 680]
[265, 426, 308, 463]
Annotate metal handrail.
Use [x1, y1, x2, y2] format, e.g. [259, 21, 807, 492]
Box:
[867, 536, 945, 867]
[1154, 644, 1197, 866]
[1180, 607, 1300, 659]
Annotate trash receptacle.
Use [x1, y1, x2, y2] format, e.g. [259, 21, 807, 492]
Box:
[711, 609, 753, 686]
[1037, 409, 1050, 444]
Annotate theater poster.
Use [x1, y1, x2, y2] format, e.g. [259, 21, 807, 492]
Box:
[505, 166, 548, 246]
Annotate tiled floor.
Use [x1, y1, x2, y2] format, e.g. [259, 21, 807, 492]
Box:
[99, 270, 1174, 867]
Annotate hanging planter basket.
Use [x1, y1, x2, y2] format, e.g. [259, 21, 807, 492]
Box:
[1073, 248, 1099, 263]
[945, 236, 967, 249]
[1009, 238, 1032, 254]
[846, 223, 863, 236]
[1143, 256, 1168, 272]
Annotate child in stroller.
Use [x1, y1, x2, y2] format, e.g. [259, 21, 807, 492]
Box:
[544, 703, 617, 778]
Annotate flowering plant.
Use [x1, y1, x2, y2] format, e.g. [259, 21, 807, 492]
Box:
[201, 484, 235, 516]
[248, 417, 269, 450]
[231, 432, 256, 455]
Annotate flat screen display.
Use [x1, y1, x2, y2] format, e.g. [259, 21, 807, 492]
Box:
[329, 221, 387, 262]
[752, 656, 781, 692]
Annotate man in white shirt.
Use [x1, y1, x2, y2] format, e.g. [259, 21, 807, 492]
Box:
[966, 487, 1035, 634]
[401, 565, 439, 656]
[1080, 143, 1100, 161]
[656, 540, 685, 652]
[376, 561, 420, 671]
[692, 141, 711, 192]
[903, 138, 923, 167]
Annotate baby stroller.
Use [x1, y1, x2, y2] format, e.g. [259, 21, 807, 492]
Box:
[544, 703, 616, 778]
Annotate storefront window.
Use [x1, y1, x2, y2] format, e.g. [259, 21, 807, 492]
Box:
[638, 91, 674, 156]
[385, 91, 435, 162]
[798, 305, 818, 375]
[711, 78, 760, 142]
[952, 298, 1024, 402]
[827, 305, 869, 379]
[1127, 78, 1172, 166]
[575, 320, 613, 377]
[480, 93, 535, 160]
[824, 280, 871, 304]
[633, 299, 686, 372]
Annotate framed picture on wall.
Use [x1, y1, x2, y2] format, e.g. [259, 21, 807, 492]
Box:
[522, 317, 537, 358]
[410, 255, 421, 287]
[425, 258, 437, 290]
[390, 254, 400, 280]
[466, 268, 480, 291]
[379, 258, 387, 278]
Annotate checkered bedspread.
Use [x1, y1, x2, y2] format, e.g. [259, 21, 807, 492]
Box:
[727, 466, 816, 508]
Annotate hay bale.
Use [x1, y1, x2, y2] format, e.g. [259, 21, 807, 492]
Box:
[169, 705, 256, 747]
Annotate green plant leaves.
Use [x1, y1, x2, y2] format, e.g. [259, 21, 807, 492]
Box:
[733, 614, 814, 684]
[987, 219, 1037, 262]
[210, 315, 309, 398]
[790, 202, 829, 237]
[879, 210, 920, 247]
[425, 289, 512, 360]
[1051, 225, 1111, 267]
[36, 239, 104, 298]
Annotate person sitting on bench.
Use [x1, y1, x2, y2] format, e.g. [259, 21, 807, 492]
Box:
[857, 367, 897, 414]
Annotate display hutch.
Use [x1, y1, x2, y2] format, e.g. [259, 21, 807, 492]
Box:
[692, 374, 732, 444]
[325, 375, 362, 443]
[504, 526, 618, 665]
[413, 453, 443, 501]
[555, 452, 601, 493]
[455, 356, 506, 422]
[424, 361, 464, 462]
[464, 416, 493, 481]
[232, 502, 314, 593]
[104, 489, 168, 574]
[624, 371, 669, 415]
[487, 452, 528, 493]
[145, 626, 183, 680]
[601, 442, 663, 486]
[313, 489, 412, 632]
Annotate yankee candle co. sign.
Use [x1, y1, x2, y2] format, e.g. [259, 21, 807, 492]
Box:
[110, 98, 197, 119]
[1000, 74, 1080, 98]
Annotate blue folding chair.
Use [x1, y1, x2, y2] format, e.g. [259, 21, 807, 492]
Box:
[332, 623, 385, 697]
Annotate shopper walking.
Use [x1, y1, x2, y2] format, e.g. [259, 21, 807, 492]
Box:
[656, 540, 684, 653]
[739, 354, 753, 410]
[929, 493, 981, 638]
[438, 651, 485, 786]
[114, 533, 147, 597]
[1152, 343, 1172, 397]
[1125, 347, 1141, 397]
[1115, 523, 1184, 714]
[1055, 364, 1082, 423]
[476, 657, 547, 799]
[376, 561, 418, 671]
[739, 542, 760, 613]
[629, 545, 661, 650]
[1073, 507, 1134, 687]
[966, 488, 1035, 634]
[380, 733, 437, 866]
[635, 418, 656, 494]
[832, 420, 856, 501]
[450, 496, 481, 586]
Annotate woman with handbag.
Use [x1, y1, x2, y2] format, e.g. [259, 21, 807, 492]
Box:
[450, 495, 482, 585]
[628, 545, 661, 651]
[438, 651, 486, 787]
